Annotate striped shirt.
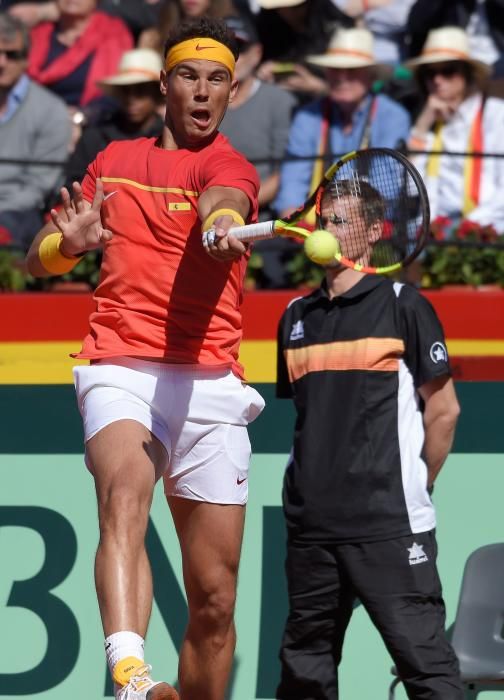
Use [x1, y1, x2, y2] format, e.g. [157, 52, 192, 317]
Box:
[276, 276, 451, 543]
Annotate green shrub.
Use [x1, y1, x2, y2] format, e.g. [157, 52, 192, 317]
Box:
[422, 217, 504, 288]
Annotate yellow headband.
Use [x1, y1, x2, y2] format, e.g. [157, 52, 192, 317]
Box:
[165, 37, 235, 75]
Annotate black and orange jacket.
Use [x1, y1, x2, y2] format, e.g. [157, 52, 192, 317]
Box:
[276, 275, 451, 543]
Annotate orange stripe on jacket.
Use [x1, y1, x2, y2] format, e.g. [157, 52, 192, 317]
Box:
[285, 338, 405, 382]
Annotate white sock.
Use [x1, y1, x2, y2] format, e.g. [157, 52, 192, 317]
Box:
[105, 630, 145, 676]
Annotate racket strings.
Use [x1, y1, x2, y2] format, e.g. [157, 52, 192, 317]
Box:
[320, 152, 426, 271]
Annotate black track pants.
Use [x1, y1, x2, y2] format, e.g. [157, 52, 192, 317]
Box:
[277, 530, 464, 700]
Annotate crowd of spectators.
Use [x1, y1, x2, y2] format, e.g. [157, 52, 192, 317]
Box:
[1, 0, 504, 286]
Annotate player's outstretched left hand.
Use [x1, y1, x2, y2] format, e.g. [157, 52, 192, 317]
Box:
[50, 179, 113, 257]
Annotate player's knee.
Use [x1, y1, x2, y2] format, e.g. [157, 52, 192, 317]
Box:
[189, 582, 237, 640]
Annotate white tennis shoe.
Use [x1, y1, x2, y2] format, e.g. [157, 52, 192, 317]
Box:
[115, 664, 179, 700]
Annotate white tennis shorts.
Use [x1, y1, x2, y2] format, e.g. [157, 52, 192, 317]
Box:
[73, 357, 265, 505]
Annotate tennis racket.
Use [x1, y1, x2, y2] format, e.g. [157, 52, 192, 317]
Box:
[203, 147, 430, 275]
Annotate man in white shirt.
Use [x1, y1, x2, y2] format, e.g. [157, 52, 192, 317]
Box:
[406, 26, 504, 233]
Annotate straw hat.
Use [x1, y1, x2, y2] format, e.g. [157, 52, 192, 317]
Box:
[257, 0, 305, 9]
[98, 49, 163, 89]
[306, 28, 387, 73]
[405, 26, 491, 82]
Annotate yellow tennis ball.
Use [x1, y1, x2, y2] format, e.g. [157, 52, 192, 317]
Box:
[304, 229, 340, 265]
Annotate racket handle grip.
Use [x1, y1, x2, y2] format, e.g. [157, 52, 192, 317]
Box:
[202, 220, 275, 246]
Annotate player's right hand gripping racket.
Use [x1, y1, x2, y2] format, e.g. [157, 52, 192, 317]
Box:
[202, 148, 430, 275]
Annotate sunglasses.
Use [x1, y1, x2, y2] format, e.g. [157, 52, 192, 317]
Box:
[419, 62, 466, 80]
[120, 83, 157, 96]
[0, 48, 27, 60]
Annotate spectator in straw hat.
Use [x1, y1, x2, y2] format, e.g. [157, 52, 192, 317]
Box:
[275, 26, 410, 219]
[64, 48, 164, 189]
[406, 26, 504, 233]
[406, 0, 504, 76]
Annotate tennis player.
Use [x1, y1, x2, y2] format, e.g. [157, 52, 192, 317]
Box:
[26, 18, 264, 700]
[275, 181, 464, 699]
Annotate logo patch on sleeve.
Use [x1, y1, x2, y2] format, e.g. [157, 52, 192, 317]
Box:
[429, 342, 448, 364]
[168, 202, 191, 211]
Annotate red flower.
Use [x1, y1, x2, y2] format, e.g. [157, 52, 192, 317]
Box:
[480, 224, 498, 243]
[0, 226, 12, 245]
[430, 216, 452, 241]
[382, 220, 393, 239]
[433, 216, 452, 229]
[430, 226, 445, 241]
[455, 219, 480, 240]
[454, 220, 501, 242]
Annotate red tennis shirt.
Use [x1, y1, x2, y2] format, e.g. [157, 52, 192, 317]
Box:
[74, 134, 259, 378]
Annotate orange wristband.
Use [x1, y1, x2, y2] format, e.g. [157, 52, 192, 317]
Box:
[38, 232, 83, 275]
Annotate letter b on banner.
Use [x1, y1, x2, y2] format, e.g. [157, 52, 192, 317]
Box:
[0, 507, 80, 694]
